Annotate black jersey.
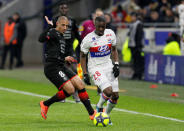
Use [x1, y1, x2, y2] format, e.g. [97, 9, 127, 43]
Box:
[53, 16, 81, 57]
[39, 26, 66, 64]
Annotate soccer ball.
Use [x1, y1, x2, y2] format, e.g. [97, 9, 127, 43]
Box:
[93, 112, 110, 127]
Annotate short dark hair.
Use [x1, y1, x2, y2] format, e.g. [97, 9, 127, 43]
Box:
[95, 16, 106, 23]
[14, 12, 20, 16]
[8, 16, 13, 21]
[59, 1, 67, 6]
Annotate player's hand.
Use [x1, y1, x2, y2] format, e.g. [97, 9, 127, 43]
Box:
[65, 56, 77, 63]
[113, 64, 120, 78]
[45, 16, 53, 26]
[83, 74, 91, 85]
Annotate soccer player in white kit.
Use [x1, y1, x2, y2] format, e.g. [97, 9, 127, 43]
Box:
[80, 16, 120, 124]
[178, 0, 184, 55]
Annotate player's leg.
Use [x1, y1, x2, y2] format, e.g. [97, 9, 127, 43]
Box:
[97, 86, 112, 112]
[70, 75, 96, 120]
[105, 74, 119, 114]
[40, 81, 75, 120]
[40, 64, 75, 120]
[43, 82, 75, 106]
[105, 92, 119, 115]
[69, 63, 80, 103]
[89, 68, 111, 112]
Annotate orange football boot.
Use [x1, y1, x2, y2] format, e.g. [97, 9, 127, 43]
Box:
[39, 101, 49, 120]
[89, 110, 97, 120]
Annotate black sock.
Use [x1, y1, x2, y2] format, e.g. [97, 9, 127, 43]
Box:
[43, 95, 60, 106]
[78, 88, 94, 115]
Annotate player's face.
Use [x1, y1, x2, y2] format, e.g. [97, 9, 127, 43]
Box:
[59, 4, 68, 16]
[13, 14, 19, 21]
[131, 15, 137, 22]
[56, 19, 69, 34]
[95, 21, 106, 36]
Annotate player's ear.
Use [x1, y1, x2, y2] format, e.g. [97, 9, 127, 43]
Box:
[56, 21, 59, 26]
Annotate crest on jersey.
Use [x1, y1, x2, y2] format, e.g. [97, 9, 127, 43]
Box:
[92, 37, 96, 41]
[98, 45, 109, 52]
[108, 39, 112, 44]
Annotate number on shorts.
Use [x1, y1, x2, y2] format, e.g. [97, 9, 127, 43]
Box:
[59, 71, 65, 77]
[93, 71, 101, 80]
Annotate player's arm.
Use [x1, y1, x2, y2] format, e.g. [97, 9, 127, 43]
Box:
[38, 16, 53, 43]
[111, 45, 119, 63]
[80, 51, 87, 74]
[80, 51, 91, 85]
[112, 45, 120, 78]
[111, 30, 120, 78]
[80, 37, 91, 85]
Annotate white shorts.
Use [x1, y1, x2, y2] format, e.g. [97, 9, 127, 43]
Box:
[88, 63, 119, 92]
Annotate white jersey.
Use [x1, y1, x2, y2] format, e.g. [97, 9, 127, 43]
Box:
[81, 29, 116, 69]
[178, 4, 184, 26]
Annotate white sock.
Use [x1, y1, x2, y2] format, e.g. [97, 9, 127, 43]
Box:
[105, 99, 116, 115]
[97, 93, 109, 108]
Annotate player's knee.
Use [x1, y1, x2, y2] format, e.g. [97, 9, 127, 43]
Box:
[103, 87, 113, 97]
[71, 76, 85, 90]
[66, 87, 75, 95]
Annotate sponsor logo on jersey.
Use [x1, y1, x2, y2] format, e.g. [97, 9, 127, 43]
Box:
[89, 44, 111, 57]
[98, 45, 109, 52]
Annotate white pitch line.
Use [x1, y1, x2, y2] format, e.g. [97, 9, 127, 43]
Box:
[0, 86, 184, 123]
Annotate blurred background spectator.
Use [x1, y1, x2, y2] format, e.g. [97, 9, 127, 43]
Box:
[104, 13, 117, 34]
[0, 16, 17, 69]
[111, 4, 127, 23]
[12, 12, 27, 68]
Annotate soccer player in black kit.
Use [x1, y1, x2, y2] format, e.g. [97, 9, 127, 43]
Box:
[52, 2, 81, 102]
[38, 16, 96, 120]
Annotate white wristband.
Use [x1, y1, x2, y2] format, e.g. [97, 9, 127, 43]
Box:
[115, 62, 119, 65]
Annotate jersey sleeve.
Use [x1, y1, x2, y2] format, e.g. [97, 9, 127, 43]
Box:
[80, 36, 90, 54]
[111, 30, 117, 46]
[38, 24, 53, 43]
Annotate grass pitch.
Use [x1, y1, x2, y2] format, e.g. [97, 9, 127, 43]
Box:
[0, 68, 184, 131]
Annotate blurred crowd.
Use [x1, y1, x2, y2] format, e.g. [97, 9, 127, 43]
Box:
[0, 12, 27, 70]
[110, 0, 180, 25]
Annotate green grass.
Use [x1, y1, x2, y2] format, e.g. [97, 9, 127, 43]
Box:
[0, 68, 184, 131]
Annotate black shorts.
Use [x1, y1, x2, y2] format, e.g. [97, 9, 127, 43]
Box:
[44, 62, 77, 90]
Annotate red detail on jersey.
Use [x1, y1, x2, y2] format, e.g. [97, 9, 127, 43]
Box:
[102, 93, 109, 100]
[78, 91, 89, 100]
[106, 34, 112, 37]
[46, 36, 50, 40]
[89, 44, 112, 52]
